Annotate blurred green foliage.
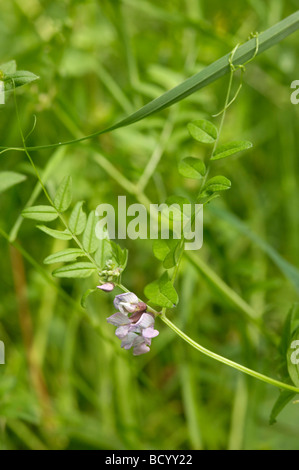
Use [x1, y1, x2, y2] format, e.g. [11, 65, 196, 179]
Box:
[0, 0, 299, 450]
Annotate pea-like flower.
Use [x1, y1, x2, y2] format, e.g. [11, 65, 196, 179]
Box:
[97, 282, 115, 292]
[113, 292, 147, 315]
[107, 292, 159, 355]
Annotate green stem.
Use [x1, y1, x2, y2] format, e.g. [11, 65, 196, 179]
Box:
[13, 89, 99, 270]
[0, 226, 122, 351]
[160, 314, 299, 394]
[211, 68, 234, 158]
[92, 152, 262, 326]
[9, 147, 66, 242]
[115, 280, 297, 393]
[1, 12, 298, 154]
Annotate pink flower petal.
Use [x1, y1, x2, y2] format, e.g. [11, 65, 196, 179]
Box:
[115, 325, 130, 339]
[134, 313, 155, 329]
[113, 292, 139, 310]
[142, 327, 159, 339]
[120, 332, 138, 349]
[97, 282, 115, 292]
[133, 342, 151, 356]
[107, 312, 130, 326]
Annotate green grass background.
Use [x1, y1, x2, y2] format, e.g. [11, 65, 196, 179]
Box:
[0, 0, 299, 450]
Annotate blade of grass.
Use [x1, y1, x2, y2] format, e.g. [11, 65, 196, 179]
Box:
[1, 11, 298, 153]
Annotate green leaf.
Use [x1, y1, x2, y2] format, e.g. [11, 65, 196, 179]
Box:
[37, 225, 72, 240]
[203, 176, 231, 192]
[144, 272, 178, 308]
[109, 241, 128, 269]
[1, 13, 299, 152]
[0, 60, 17, 75]
[197, 193, 220, 205]
[9, 147, 67, 243]
[119, 248, 128, 270]
[22, 205, 58, 222]
[54, 176, 72, 212]
[269, 390, 296, 425]
[0, 171, 26, 194]
[211, 141, 253, 161]
[44, 248, 85, 265]
[4, 70, 39, 91]
[85, 13, 299, 137]
[187, 120, 217, 144]
[69, 201, 87, 235]
[163, 243, 181, 269]
[83, 211, 99, 253]
[123, 249, 129, 269]
[178, 157, 206, 179]
[53, 262, 97, 279]
[95, 239, 113, 269]
[153, 239, 181, 269]
[153, 239, 171, 261]
[280, 304, 299, 359]
[287, 327, 299, 387]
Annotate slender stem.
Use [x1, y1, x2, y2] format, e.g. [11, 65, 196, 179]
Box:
[171, 243, 184, 284]
[197, 64, 234, 196]
[9, 147, 66, 242]
[0, 226, 122, 351]
[13, 89, 99, 270]
[211, 68, 234, 158]
[1, 12, 298, 154]
[93, 152, 262, 325]
[160, 314, 299, 394]
[7, 32, 296, 395]
[116, 280, 297, 393]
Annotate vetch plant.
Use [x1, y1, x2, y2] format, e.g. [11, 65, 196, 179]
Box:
[1, 11, 299, 429]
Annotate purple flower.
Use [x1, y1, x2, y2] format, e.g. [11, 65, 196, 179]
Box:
[97, 282, 115, 292]
[107, 292, 159, 356]
[113, 292, 147, 315]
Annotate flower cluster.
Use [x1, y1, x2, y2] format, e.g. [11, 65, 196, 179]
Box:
[106, 292, 159, 356]
[98, 260, 123, 285]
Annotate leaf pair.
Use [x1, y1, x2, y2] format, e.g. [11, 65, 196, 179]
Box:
[198, 175, 232, 205]
[144, 272, 178, 309]
[22, 177, 98, 279]
[22, 175, 129, 281]
[22, 176, 72, 223]
[178, 155, 231, 204]
[188, 119, 252, 161]
[153, 239, 182, 270]
[179, 120, 252, 204]
[42, 204, 100, 278]
[22, 176, 76, 245]
[0, 60, 39, 93]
